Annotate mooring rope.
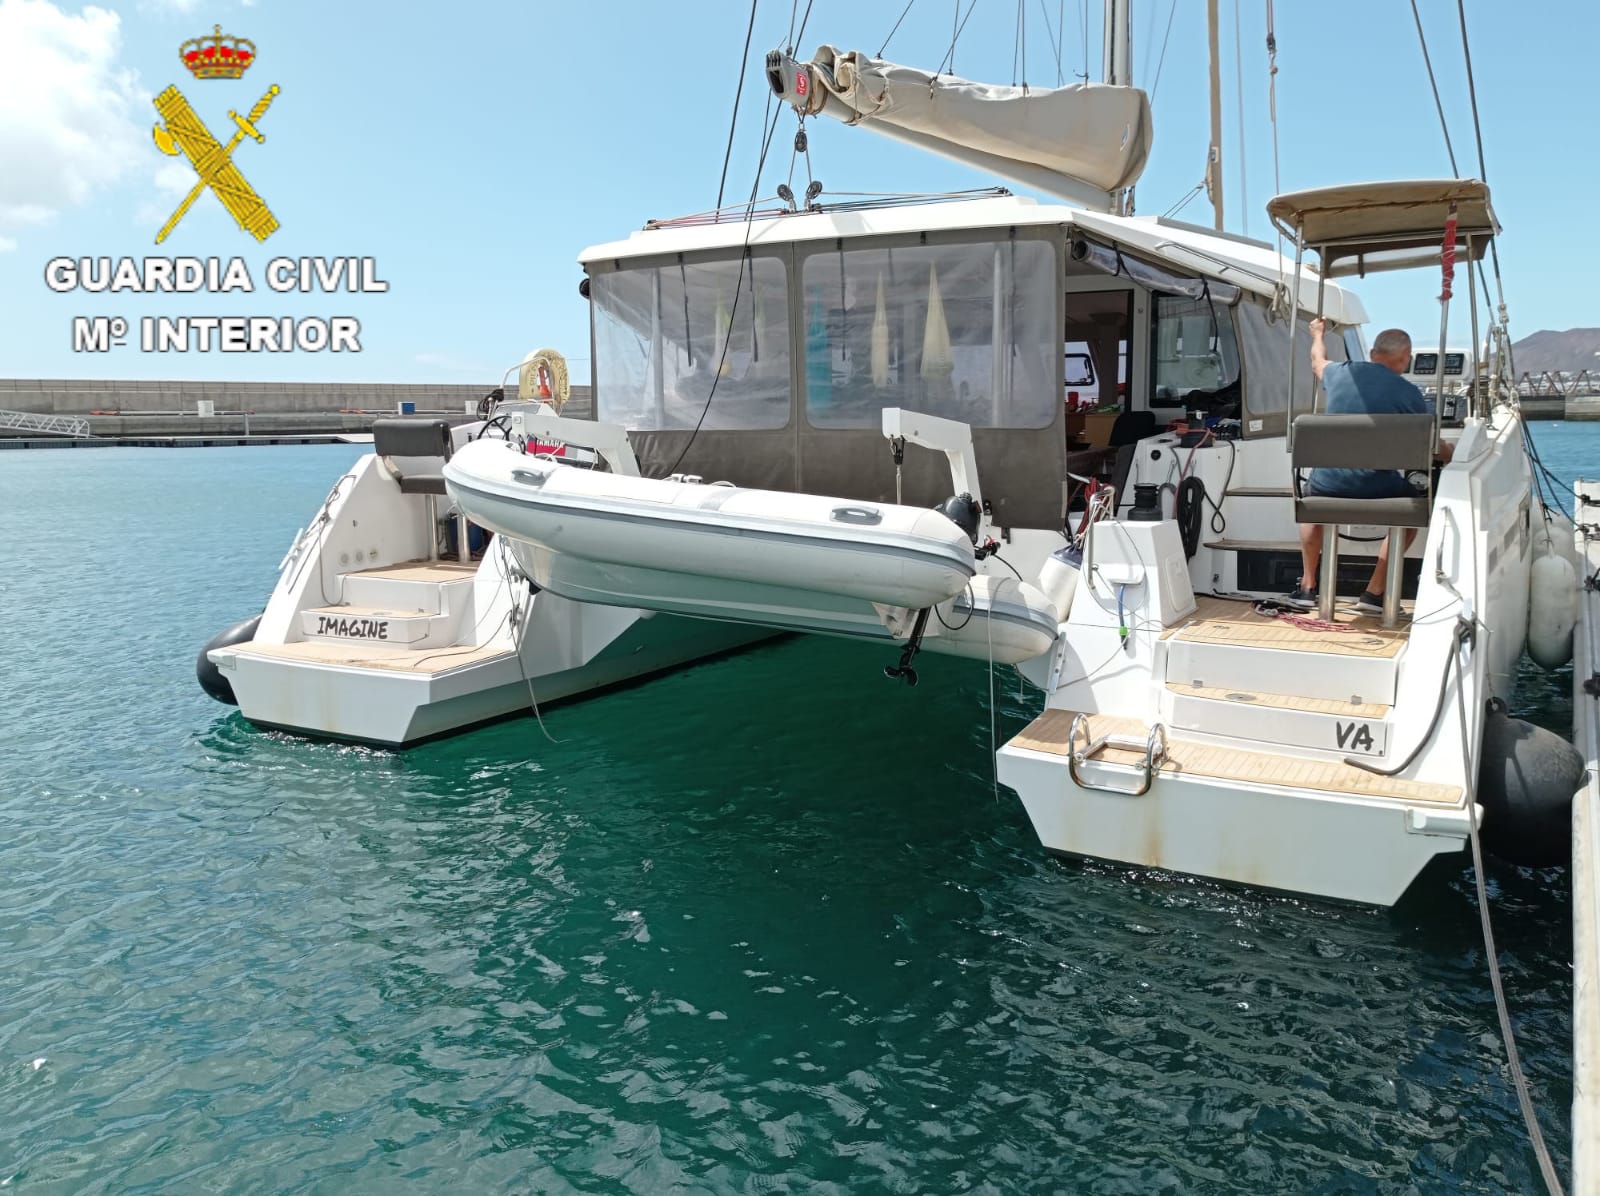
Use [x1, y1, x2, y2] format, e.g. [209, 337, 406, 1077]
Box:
[1450, 632, 1565, 1195]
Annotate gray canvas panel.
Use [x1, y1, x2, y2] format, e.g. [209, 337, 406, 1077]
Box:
[1294, 496, 1430, 528]
[795, 426, 1064, 530]
[629, 429, 798, 492]
[796, 428, 957, 511]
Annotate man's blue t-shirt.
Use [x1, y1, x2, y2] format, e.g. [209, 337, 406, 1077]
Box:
[1308, 360, 1429, 498]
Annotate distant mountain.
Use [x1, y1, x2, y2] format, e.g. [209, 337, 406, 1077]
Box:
[1511, 327, 1600, 377]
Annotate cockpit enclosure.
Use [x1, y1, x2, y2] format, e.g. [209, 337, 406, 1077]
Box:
[1064, 227, 1353, 439]
[581, 194, 1371, 533]
[587, 227, 1068, 528]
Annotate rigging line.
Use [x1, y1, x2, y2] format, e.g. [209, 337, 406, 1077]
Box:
[1455, 0, 1507, 296]
[793, 0, 817, 53]
[664, 94, 781, 478]
[1263, 0, 1283, 263]
[1232, 0, 1248, 238]
[1140, 0, 1159, 84]
[1408, 0, 1460, 175]
[1019, 0, 1027, 90]
[1012, 0, 1022, 85]
[1036, 0, 1063, 88]
[951, 0, 958, 75]
[1056, 0, 1065, 85]
[1453, 651, 1566, 1196]
[1162, 182, 1205, 219]
[1456, 0, 1491, 188]
[939, 0, 982, 76]
[785, 0, 799, 52]
[1148, 0, 1178, 104]
[878, 0, 918, 56]
[1079, 0, 1088, 81]
[716, 0, 761, 214]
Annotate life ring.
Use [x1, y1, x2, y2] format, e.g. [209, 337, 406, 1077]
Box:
[518, 348, 571, 411]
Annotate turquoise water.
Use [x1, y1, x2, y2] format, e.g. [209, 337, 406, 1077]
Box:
[0, 425, 1592, 1192]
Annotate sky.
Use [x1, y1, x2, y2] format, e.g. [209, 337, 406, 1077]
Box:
[0, 0, 1595, 385]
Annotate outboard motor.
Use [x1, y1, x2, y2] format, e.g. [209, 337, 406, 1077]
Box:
[934, 493, 981, 545]
[196, 614, 261, 705]
[1475, 698, 1586, 866]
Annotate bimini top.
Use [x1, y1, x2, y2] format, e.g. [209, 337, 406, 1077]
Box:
[1265, 179, 1497, 277]
[579, 194, 1369, 325]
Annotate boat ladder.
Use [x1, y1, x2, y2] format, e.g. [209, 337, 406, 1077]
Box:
[1066, 714, 1169, 797]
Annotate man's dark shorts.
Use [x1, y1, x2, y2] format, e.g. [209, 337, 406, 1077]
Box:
[1307, 469, 1415, 500]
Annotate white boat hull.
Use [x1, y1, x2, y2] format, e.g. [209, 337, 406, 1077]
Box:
[217, 608, 768, 745]
[999, 741, 1471, 906]
[204, 445, 777, 748]
[1000, 410, 1536, 905]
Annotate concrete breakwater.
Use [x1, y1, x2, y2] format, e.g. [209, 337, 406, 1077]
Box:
[0, 377, 594, 441]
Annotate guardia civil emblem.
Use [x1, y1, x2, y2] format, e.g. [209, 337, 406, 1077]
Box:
[150, 25, 280, 244]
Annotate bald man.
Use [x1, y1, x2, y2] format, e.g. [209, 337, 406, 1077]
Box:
[1287, 321, 1452, 615]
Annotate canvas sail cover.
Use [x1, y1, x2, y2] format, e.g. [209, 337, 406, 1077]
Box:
[770, 46, 1153, 206]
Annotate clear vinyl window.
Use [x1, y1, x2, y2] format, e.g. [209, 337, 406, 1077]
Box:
[797, 238, 1059, 430]
[591, 254, 792, 431]
[1152, 293, 1240, 404]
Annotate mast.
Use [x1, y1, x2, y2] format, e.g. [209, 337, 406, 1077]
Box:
[1102, 0, 1131, 85]
[1103, 0, 1133, 212]
[1206, 0, 1225, 230]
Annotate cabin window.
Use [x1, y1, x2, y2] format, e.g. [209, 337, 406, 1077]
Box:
[798, 238, 1059, 430]
[1151, 293, 1240, 410]
[590, 254, 792, 431]
[1235, 299, 1350, 437]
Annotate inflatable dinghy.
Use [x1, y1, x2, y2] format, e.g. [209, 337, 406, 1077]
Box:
[445, 438, 981, 640]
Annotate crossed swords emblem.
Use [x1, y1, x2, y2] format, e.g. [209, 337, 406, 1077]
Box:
[151, 83, 280, 244]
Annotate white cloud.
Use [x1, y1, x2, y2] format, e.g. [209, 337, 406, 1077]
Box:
[0, 235, 16, 252]
[0, 1, 148, 234]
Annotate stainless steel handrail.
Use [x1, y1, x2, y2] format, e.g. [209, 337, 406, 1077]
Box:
[1066, 714, 1169, 797]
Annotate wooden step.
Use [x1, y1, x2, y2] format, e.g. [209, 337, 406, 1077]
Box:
[1162, 597, 1405, 705]
[1164, 683, 1392, 759]
[300, 604, 445, 645]
[341, 559, 478, 616]
[1163, 595, 1407, 657]
[1165, 682, 1387, 718]
[1223, 486, 1294, 498]
[1007, 708, 1458, 805]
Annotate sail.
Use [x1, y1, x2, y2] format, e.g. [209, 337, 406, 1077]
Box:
[768, 46, 1153, 208]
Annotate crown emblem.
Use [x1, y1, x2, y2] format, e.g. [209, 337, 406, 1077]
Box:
[180, 25, 256, 80]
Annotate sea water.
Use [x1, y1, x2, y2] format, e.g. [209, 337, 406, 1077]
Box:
[0, 423, 1593, 1192]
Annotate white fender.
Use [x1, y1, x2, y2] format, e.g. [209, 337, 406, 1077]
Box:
[1036, 543, 1083, 622]
[1527, 550, 1578, 670]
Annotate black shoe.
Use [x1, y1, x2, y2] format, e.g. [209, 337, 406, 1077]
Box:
[1354, 591, 1384, 616]
[1284, 587, 1317, 610]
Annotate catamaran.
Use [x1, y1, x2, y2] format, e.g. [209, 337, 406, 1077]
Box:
[200, 3, 1581, 906]
[436, 18, 1578, 905]
[197, 363, 771, 746]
